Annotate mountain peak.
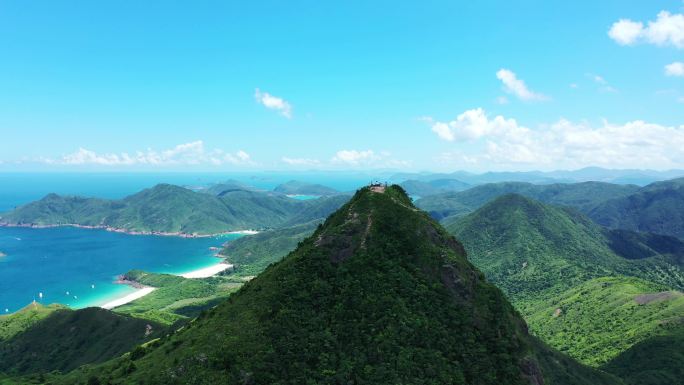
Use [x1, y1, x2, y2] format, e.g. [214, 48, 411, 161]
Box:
[75, 185, 619, 384]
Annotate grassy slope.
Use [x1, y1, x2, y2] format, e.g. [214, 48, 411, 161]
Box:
[0, 303, 65, 341]
[602, 325, 684, 385]
[448, 194, 684, 369]
[54, 186, 620, 385]
[219, 219, 320, 276]
[0, 307, 164, 375]
[0, 184, 349, 235]
[588, 178, 684, 239]
[417, 181, 640, 221]
[524, 276, 684, 366]
[113, 270, 243, 325]
[448, 194, 684, 303]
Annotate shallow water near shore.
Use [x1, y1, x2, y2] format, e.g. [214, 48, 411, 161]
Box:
[0, 226, 242, 313]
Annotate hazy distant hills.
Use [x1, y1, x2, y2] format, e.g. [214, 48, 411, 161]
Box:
[0, 184, 350, 235]
[588, 178, 684, 239]
[416, 181, 640, 221]
[399, 179, 471, 197]
[391, 167, 684, 186]
[56, 186, 619, 385]
[272, 180, 340, 196]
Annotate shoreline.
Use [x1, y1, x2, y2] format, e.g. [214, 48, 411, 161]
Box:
[0, 222, 259, 238]
[98, 261, 234, 310]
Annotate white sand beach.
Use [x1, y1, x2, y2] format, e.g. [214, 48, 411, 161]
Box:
[99, 262, 233, 310]
[226, 230, 259, 235]
[101, 287, 156, 309]
[180, 262, 233, 278]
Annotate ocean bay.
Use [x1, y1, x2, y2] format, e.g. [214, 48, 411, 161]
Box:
[0, 226, 241, 313]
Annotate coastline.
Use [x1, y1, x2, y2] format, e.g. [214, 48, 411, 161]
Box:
[98, 261, 234, 310]
[0, 222, 259, 238]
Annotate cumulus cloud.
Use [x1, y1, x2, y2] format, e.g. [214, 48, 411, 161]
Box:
[281, 157, 321, 166]
[609, 11, 684, 48]
[331, 150, 378, 165]
[254, 88, 292, 118]
[426, 108, 684, 169]
[45, 141, 254, 167]
[495, 69, 547, 101]
[665, 61, 684, 76]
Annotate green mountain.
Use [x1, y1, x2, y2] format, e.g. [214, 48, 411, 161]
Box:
[524, 276, 684, 366]
[417, 181, 640, 221]
[448, 194, 684, 302]
[447, 194, 684, 370]
[220, 219, 321, 276]
[0, 184, 349, 235]
[400, 178, 470, 197]
[602, 325, 684, 385]
[54, 186, 619, 385]
[0, 305, 164, 375]
[273, 180, 339, 196]
[588, 178, 684, 239]
[201, 179, 256, 195]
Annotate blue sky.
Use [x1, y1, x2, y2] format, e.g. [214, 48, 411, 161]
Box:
[1, 0, 683, 172]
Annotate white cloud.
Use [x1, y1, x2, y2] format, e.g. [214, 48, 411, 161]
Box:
[45, 141, 254, 167]
[427, 108, 684, 169]
[609, 11, 684, 48]
[665, 61, 684, 76]
[254, 88, 292, 118]
[331, 150, 379, 165]
[496, 69, 547, 101]
[495, 96, 509, 105]
[570, 83, 579, 89]
[281, 157, 321, 166]
[679, 96, 684, 103]
[608, 19, 645, 45]
[587, 73, 618, 93]
[429, 108, 525, 142]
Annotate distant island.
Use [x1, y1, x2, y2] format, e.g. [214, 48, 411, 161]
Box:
[0, 251, 6, 258]
[0, 183, 350, 236]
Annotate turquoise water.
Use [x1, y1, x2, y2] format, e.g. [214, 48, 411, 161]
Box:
[0, 226, 242, 313]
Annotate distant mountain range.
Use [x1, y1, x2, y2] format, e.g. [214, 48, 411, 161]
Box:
[0, 184, 350, 235]
[417, 178, 684, 242]
[391, 167, 684, 187]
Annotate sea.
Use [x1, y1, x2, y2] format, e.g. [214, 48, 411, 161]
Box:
[0, 172, 378, 314]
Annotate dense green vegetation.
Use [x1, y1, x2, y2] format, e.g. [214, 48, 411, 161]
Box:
[588, 177, 684, 239]
[52, 186, 619, 385]
[273, 180, 339, 195]
[449, 194, 684, 302]
[399, 179, 470, 197]
[220, 219, 320, 276]
[114, 270, 243, 325]
[0, 184, 349, 235]
[524, 276, 684, 366]
[448, 194, 684, 372]
[0, 303, 64, 341]
[0, 306, 164, 375]
[200, 179, 256, 195]
[602, 325, 684, 385]
[416, 181, 640, 221]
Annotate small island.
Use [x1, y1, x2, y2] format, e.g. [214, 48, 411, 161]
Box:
[0, 251, 6, 258]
